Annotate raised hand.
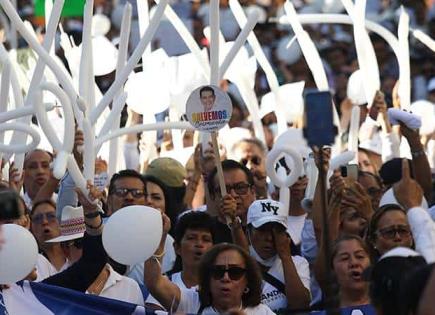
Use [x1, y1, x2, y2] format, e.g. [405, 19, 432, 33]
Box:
[219, 194, 237, 222]
[8, 161, 24, 193]
[272, 225, 292, 260]
[393, 159, 423, 210]
[341, 181, 373, 220]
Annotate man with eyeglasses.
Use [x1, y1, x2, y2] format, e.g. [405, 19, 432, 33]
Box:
[231, 138, 268, 199]
[207, 160, 256, 245]
[106, 170, 147, 216]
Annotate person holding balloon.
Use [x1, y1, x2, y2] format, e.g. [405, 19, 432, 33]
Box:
[144, 212, 276, 314]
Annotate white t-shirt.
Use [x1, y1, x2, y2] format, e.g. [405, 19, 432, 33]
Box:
[177, 289, 276, 314]
[35, 254, 70, 282]
[88, 264, 144, 306]
[145, 271, 198, 308]
[261, 256, 311, 312]
[287, 214, 307, 246]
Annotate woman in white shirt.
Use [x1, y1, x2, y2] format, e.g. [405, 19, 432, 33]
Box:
[144, 213, 275, 314]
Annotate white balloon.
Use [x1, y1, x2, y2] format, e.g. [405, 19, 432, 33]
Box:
[0, 224, 38, 284]
[102, 206, 163, 265]
[80, 36, 118, 76]
[125, 71, 170, 115]
[347, 70, 367, 105]
[92, 14, 111, 36]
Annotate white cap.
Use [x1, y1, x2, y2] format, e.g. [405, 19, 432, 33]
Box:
[46, 206, 85, 243]
[380, 247, 421, 261]
[379, 188, 428, 209]
[247, 199, 287, 229]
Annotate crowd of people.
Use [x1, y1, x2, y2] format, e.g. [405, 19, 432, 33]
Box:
[0, 0, 435, 314]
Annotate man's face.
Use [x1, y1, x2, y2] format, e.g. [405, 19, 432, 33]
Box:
[233, 142, 266, 181]
[108, 177, 146, 214]
[30, 202, 60, 246]
[23, 150, 52, 198]
[212, 168, 256, 221]
[200, 90, 216, 111]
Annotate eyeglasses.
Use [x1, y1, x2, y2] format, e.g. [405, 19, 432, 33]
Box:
[241, 156, 262, 167]
[367, 187, 383, 196]
[377, 225, 411, 240]
[31, 212, 57, 224]
[211, 265, 246, 281]
[214, 183, 251, 196]
[61, 238, 84, 249]
[112, 188, 145, 198]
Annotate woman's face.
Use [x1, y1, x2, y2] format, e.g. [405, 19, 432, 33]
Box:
[358, 151, 376, 175]
[145, 182, 166, 213]
[333, 239, 370, 291]
[249, 223, 279, 260]
[210, 249, 248, 310]
[175, 228, 213, 269]
[374, 210, 413, 255]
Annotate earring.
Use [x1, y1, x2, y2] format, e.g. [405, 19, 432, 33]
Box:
[243, 287, 250, 294]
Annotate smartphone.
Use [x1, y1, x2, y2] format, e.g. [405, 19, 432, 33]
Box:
[340, 164, 358, 184]
[303, 90, 337, 146]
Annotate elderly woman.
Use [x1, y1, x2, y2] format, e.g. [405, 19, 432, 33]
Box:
[144, 213, 275, 314]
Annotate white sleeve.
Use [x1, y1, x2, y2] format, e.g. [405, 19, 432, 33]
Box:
[176, 289, 201, 314]
[291, 256, 311, 291]
[381, 132, 400, 162]
[408, 207, 435, 263]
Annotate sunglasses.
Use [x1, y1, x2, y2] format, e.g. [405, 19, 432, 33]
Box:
[241, 156, 262, 166]
[31, 212, 57, 224]
[377, 225, 411, 240]
[210, 265, 246, 281]
[112, 188, 145, 198]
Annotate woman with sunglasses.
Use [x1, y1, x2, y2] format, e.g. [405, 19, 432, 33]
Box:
[144, 213, 275, 314]
[367, 160, 435, 262]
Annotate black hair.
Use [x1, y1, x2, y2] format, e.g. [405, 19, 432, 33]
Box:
[108, 169, 147, 195]
[199, 86, 215, 97]
[370, 255, 427, 315]
[207, 159, 254, 197]
[30, 199, 57, 217]
[0, 189, 22, 221]
[144, 175, 186, 237]
[379, 158, 414, 187]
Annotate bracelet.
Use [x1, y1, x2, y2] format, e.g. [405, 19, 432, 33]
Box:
[152, 250, 165, 259]
[85, 218, 103, 230]
[411, 149, 425, 158]
[84, 211, 101, 219]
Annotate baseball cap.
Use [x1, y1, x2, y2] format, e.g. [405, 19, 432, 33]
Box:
[247, 199, 287, 229]
[145, 157, 187, 188]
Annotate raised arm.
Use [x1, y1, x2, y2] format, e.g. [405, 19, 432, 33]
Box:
[43, 184, 106, 291]
[144, 213, 181, 311]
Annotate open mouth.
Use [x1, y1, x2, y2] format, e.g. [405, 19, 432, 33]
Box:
[193, 251, 203, 260]
[350, 271, 363, 281]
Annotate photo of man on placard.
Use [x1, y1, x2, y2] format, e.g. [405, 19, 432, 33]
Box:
[199, 86, 216, 112]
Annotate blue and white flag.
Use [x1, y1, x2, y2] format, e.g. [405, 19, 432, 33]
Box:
[0, 281, 156, 315]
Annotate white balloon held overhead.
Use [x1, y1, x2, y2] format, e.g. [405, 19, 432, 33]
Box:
[102, 205, 163, 265]
[0, 224, 38, 284]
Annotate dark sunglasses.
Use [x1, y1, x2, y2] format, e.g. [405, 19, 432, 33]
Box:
[31, 212, 57, 224]
[210, 265, 246, 281]
[241, 156, 262, 166]
[377, 225, 411, 240]
[112, 188, 145, 198]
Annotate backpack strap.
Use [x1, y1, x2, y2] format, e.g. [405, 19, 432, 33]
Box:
[262, 272, 286, 295]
